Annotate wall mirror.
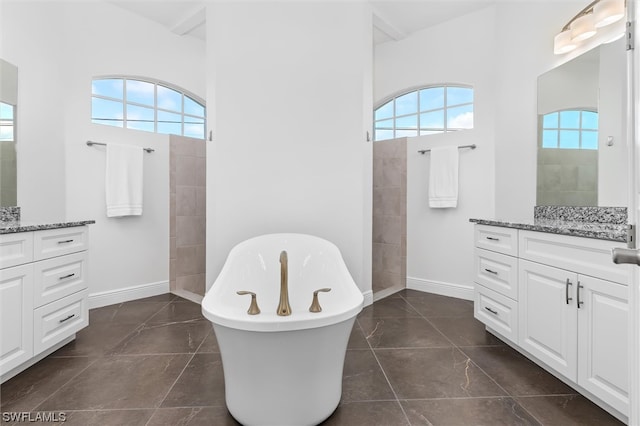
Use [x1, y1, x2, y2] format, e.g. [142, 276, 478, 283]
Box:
[536, 37, 627, 207]
[0, 58, 18, 207]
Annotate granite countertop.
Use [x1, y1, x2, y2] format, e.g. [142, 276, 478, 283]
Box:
[0, 220, 96, 234]
[469, 218, 628, 242]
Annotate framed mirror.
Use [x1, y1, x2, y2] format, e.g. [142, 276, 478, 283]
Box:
[536, 38, 627, 206]
[0, 58, 18, 207]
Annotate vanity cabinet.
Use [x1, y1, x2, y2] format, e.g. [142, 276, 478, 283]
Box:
[473, 224, 630, 418]
[0, 226, 89, 382]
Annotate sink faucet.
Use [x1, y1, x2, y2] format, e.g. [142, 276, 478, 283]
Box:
[277, 250, 292, 316]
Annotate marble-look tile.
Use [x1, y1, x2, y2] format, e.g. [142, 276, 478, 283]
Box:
[161, 354, 226, 408]
[341, 350, 396, 402]
[375, 347, 506, 399]
[381, 243, 401, 274]
[147, 407, 239, 426]
[382, 157, 404, 188]
[176, 185, 197, 217]
[147, 300, 206, 324]
[36, 354, 191, 410]
[177, 274, 205, 296]
[358, 317, 452, 349]
[89, 302, 168, 325]
[195, 186, 206, 214]
[196, 328, 220, 353]
[346, 322, 369, 349]
[321, 401, 409, 426]
[404, 293, 474, 318]
[176, 215, 206, 246]
[462, 346, 578, 396]
[51, 322, 140, 357]
[108, 321, 210, 355]
[402, 397, 540, 426]
[516, 395, 624, 425]
[357, 297, 420, 319]
[176, 156, 197, 186]
[428, 316, 507, 347]
[195, 139, 207, 158]
[0, 357, 93, 412]
[176, 246, 199, 275]
[195, 157, 206, 187]
[47, 409, 154, 426]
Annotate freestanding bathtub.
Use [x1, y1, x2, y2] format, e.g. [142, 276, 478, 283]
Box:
[201, 233, 364, 426]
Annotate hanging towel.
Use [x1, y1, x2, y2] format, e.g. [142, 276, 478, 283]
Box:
[105, 143, 144, 217]
[429, 146, 459, 208]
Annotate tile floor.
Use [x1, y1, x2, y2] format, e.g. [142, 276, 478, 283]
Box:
[0, 290, 624, 425]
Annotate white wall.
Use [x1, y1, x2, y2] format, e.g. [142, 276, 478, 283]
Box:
[206, 2, 373, 298]
[2, 1, 205, 304]
[375, 6, 497, 297]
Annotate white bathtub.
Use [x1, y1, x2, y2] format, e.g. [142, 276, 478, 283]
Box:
[201, 233, 364, 426]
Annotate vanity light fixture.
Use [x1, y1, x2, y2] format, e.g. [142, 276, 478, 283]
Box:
[554, 0, 626, 55]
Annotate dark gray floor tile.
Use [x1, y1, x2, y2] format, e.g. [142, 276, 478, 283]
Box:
[133, 293, 178, 303]
[196, 327, 220, 353]
[358, 297, 420, 319]
[516, 395, 624, 425]
[346, 322, 369, 349]
[51, 322, 140, 357]
[320, 401, 409, 426]
[375, 347, 506, 399]
[147, 407, 240, 426]
[161, 354, 226, 408]
[402, 397, 540, 426]
[89, 302, 168, 325]
[341, 350, 395, 402]
[48, 409, 154, 426]
[428, 316, 507, 347]
[146, 301, 206, 324]
[0, 357, 92, 412]
[358, 317, 452, 348]
[109, 321, 210, 355]
[463, 346, 578, 396]
[405, 293, 474, 318]
[36, 354, 191, 410]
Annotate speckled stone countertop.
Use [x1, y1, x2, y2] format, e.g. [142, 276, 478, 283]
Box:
[469, 218, 627, 242]
[0, 220, 96, 234]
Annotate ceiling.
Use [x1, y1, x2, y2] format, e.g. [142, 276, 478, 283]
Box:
[108, 0, 498, 45]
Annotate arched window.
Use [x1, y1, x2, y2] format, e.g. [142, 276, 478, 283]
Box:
[91, 77, 206, 139]
[374, 84, 473, 141]
[541, 109, 598, 150]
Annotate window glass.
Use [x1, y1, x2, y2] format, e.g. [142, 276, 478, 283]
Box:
[92, 97, 124, 127]
[158, 110, 182, 135]
[446, 86, 473, 106]
[419, 87, 444, 111]
[126, 104, 154, 132]
[543, 112, 558, 128]
[447, 104, 474, 129]
[126, 80, 155, 106]
[0, 102, 14, 142]
[559, 130, 580, 149]
[542, 130, 558, 148]
[395, 92, 418, 116]
[375, 100, 393, 121]
[541, 109, 598, 150]
[396, 114, 417, 130]
[560, 110, 580, 129]
[582, 111, 598, 130]
[185, 96, 205, 117]
[396, 129, 418, 138]
[375, 129, 394, 141]
[582, 131, 598, 149]
[184, 117, 206, 139]
[419, 110, 444, 130]
[92, 78, 123, 99]
[157, 86, 182, 112]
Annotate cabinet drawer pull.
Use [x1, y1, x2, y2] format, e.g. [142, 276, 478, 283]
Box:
[59, 314, 76, 323]
[484, 268, 498, 275]
[57, 239, 74, 244]
[484, 306, 498, 315]
[577, 281, 584, 308]
[565, 278, 573, 305]
[58, 273, 75, 280]
[486, 237, 500, 241]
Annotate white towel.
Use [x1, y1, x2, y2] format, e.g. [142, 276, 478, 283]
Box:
[428, 146, 459, 208]
[105, 143, 143, 217]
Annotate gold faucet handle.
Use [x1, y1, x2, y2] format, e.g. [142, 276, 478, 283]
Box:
[309, 288, 332, 313]
[237, 291, 261, 315]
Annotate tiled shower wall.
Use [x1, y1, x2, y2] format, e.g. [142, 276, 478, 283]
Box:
[372, 138, 407, 297]
[170, 135, 206, 302]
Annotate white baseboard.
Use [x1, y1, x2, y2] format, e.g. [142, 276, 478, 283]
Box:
[406, 277, 473, 301]
[88, 280, 170, 309]
[362, 290, 374, 307]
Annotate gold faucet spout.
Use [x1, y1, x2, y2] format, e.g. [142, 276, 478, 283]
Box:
[277, 250, 292, 316]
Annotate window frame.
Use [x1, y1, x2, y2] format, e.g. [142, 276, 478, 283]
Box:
[91, 75, 206, 139]
[540, 108, 599, 150]
[373, 83, 474, 141]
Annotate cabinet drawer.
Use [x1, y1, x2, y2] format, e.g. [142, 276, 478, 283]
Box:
[474, 248, 518, 300]
[519, 230, 630, 285]
[474, 284, 518, 344]
[33, 252, 88, 308]
[0, 264, 33, 375]
[33, 289, 88, 356]
[0, 232, 34, 269]
[33, 227, 88, 261]
[475, 225, 518, 256]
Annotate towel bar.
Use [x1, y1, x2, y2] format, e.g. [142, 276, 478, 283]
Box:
[418, 144, 476, 154]
[86, 140, 154, 153]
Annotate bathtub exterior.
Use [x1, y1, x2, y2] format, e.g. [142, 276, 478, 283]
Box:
[201, 233, 364, 426]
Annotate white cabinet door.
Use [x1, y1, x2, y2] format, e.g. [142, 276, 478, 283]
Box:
[0, 263, 33, 375]
[519, 259, 577, 381]
[578, 275, 629, 415]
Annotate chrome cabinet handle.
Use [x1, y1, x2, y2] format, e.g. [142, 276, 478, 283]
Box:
[59, 314, 76, 323]
[484, 268, 498, 275]
[309, 288, 332, 313]
[577, 282, 584, 308]
[484, 306, 498, 315]
[486, 237, 500, 241]
[59, 273, 75, 280]
[565, 278, 573, 304]
[237, 291, 260, 315]
[57, 239, 74, 244]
